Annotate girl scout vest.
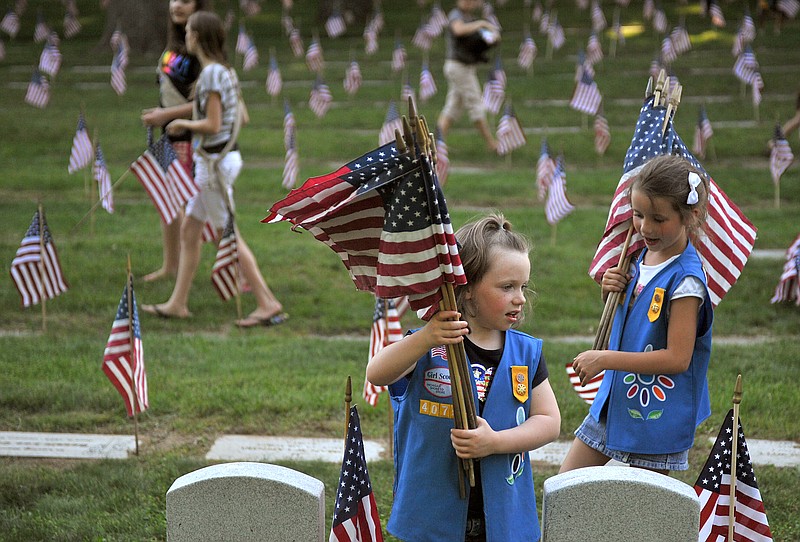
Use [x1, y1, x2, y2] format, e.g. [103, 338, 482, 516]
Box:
[589, 242, 713, 455]
[388, 330, 542, 542]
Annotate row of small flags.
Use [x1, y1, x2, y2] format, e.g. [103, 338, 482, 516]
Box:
[1, 1, 80, 41]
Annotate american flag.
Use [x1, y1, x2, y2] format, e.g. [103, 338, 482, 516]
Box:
[547, 18, 566, 51]
[428, 2, 448, 37]
[777, 0, 800, 18]
[770, 233, 800, 305]
[281, 13, 294, 35]
[482, 71, 505, 115]
[63, 10, 80, 38]
[266, 53, 282, 97]
[670, 25, 691, 55]
[649, 56, 663, 80]
[309, 77, 332, 118]
[565, 362, 605, 404]
[709, 0, 726, 28]
[741, 12, 756, 42]
[110, 46, 127, 95]
[586, 33, 603, 65]
[282, 128, 299, 190]
[652, 8, 668, 34]
[587, 95, 757, 307]
[752, 73, 764, 107]
[283, 99, 295, 150]
[545, 156, 575, 225]
[236, 24, 249, 54]
[594, 113, 611, 155]
[493, 55, 506, 90]
[211, 217, 240, 301]
[591, 0, 606, 32]
[10, 210, 69, 308]
[25, 70, 49, 109]
[434, 128, 449, 186]
[419, 63, 437, 102]
[538, 10, 550, 33]
[661, 36, 676, 65]
[289, 27, 304, 57]
[0, 10, 19, 38]
[38, 42, 61, 77]
[643, 0, 655, 19]
[570, 70, 602, 116]
[536, 138, 556, 201]
[379, 100, 402, 146]
[517, 33, 537, 70]
[693, 105, 714, 159]
[306, 38, 324, 73]
[391, 39, 406, 73]
[364, 296, 404, 406]
[111, 30, 129, 68]
[240, 0, 260, 17]
[401, 79, 415, 106]
[242, 37, 258, 71]
[68, 113, 93, 174]
[363, 19, 378, 55]
[94, 143, 114, 213]
[344, 60, 362, 96]
[34, 12, 49, 42]
[411, 19, 433, 51]
[329, 406, 383, 542]
[103, 279, 149, 417]
[264, 142, 465, 317]
[325, 10, 346, 39]
[496, 103, 527, 156]
[130, 131, 198, 225]
[770, 124, 794, 186]
[695, 409, 773, 542]
[575, 50, 595, 83]
[367, 9, 384, 34]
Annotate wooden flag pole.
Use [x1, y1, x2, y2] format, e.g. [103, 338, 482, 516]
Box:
[344, 375, 352, 440]
[90, 132, 98, 237]
[37, 203, 47, 332]
[592, 223, 634, 350]
[728, 374, 743, 542]
[127, 254, 140, 455]
[71, 169, 130, 234]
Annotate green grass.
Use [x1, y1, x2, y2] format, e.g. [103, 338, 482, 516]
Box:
[1, 1, 799, 540]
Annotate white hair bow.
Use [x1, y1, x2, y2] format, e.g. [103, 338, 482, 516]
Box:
[687, 172, 702, 205]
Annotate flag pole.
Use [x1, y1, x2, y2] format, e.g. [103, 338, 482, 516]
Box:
[592, 223, 633, 350]
[70, 169, 130, 234]
[127, 254, 140, 455]
[728, 374, 743, 542]
[37, 203, 47, 332]
[90, 133, 98, 237]
[344, 375, 352, 440]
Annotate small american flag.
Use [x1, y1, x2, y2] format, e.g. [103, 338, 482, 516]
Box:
[670, 25, 691, 55]
[391, 40, 406, 73]
[281, 13, 294, 35]
[282, 128, 299, 190]
[752, 72, 764, 107]
[103, 279, 149, 417]
[236, 24, 248, 54]
[0, 10, 20, 38]
[741, 12, 756, 43]
[538, 10, 550, 33]
[401, 79, 415, 106]
[325, 10, 346, 39]
[493, 55, 506, 89]
[10, 209, 69, 308]
[211, 217, 240, 301]
[94, 143, 114, 214]
[266, 53, 282, 97]
[770, 124, 794, 186]
[309, 77, 332, 118]
[586, 33, 603, 65]
[594, 113, 611, 155]
[33, 12, 49, 42]
[363, 24, 378, 55]
[283, 99, 295, 150]
[575, 50, 594, 83]
[545, 156, 575, 225]
[770, 233, 800, 305]
[496, 103, 527, 156]
[482, 72, 505, 115]
[364, 296, 404, 406]
[418, 63, 437, 102]
[570, 70, 602, 116]
[435, 128, 449, 186]
[344, 60, 362, 96]
[25, 70, 50, 109]
[652, 8, 668, 34]
[329, 406, 383, 542]
[536, 138, 556, 201]
[693, 106, 714, 159]
[591, 0, 606, 32]
[428, 2, 448, 37]
[777, 0, 800, 18]
[39, 41, 61, 77]
[660, 36, 676, 65]
[695, 410, 773, 542]
[240, 0, 260, 17]
[379, 100, 402, 146]
[411, 19, 433, 51]
[63, 10, 81, 39]
[110, 46, 127, 95]
[68, 113, 93, 174]
[517, 33, 537, 70]
[242, 37, 258, 72]
[643, 0, 654, 20]
[289, 28, 304, 58]
[565, 362, 604, 404]
[547, 17, 566, 51]
[306, 38, 325, 73]
[709, 0, 726, 28]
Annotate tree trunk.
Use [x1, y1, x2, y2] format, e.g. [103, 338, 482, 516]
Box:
[99, 0, 167, 55]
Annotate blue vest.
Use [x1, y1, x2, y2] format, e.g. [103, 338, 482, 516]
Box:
[589, 243, 713, 454]
[387, 330, 543, 542]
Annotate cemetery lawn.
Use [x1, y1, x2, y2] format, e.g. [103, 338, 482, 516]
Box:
[1, 1, 799, 540]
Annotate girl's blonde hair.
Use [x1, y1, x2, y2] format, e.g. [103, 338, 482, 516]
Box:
[630, 154, 709, 237]
[454, 212, 533, 320]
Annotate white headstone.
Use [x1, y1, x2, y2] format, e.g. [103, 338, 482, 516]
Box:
[0, 431, 135, 459]
[166, 462, 325, 542]
[542, 466, 700, 542]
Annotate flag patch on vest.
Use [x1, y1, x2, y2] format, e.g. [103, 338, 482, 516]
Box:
[511, 366, 528, 403]
[648, 288, 665, 322]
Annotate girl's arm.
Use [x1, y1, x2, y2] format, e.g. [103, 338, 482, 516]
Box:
[166, 92, 222, 137]
[572, 295, 702, 386]
[450, 17, 497, 37]
[366, 310, 469, 386]
[141, 102, 193, 128]
[450, 378, 561, 459]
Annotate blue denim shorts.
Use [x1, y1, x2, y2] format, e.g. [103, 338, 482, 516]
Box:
[575, 413, 690, 471]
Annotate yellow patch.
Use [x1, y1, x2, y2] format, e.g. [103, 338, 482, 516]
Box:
[511, 366, 529, 403]
[419, 399, 453, 419]
[648, 288, 666, 322]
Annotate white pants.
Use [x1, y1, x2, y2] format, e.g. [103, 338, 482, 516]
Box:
[186, 150, 242, 230]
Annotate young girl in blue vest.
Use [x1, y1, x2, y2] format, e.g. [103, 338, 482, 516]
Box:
[367, 213, 560, 542]
[561, 154, 713, 475]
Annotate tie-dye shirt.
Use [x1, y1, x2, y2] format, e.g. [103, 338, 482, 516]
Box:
[158, 50, 201, 102]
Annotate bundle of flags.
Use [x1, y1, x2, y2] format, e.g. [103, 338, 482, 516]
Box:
[570, 70, 602, 116]
[544, 156, 575, 226]
[693, 105, 714, 159]
[68, 112, 93, 174]
[770, 124, 794, 187]
[364, 296, 405, 406]
[103, 277, 149, 417]
[309, 77, 332, 118]
[210, 217, 240, 301]
[10, 209, 69, 308]
[496, 104, 526, 156]
[94, 142, 114, 214]
[694, 409, 773, 541]
[770, 233, 800, 305]
[379, 100, 402, 146]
